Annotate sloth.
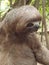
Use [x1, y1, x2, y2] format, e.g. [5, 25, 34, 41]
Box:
[0, 5, 49, 65]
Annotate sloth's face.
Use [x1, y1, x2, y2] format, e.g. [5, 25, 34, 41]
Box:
[16, 19, 41, 35]
[22, 21, 40, 34]
[15, 21, 40, 34]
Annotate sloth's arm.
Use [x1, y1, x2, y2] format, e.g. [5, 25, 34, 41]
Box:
[34, 45, 49, 65]
[28, 33, 49, 65]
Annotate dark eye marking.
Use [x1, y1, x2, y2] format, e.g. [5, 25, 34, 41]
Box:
[27, 23, 33, 27]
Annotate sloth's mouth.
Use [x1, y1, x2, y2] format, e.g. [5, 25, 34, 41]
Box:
[25, 22, 40, 33]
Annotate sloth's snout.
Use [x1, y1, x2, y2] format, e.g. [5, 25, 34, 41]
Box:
[34, 24, 40, 30]
[25, 22, 40, 32]
[33, 24, 40, 31]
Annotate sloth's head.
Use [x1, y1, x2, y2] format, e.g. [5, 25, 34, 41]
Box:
[15, 5, 41, 34]
[3, 5, 42, 35]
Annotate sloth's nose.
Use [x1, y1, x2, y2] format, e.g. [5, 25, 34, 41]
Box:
[34, 25, 40, 29]
[34, 24, 40, 31]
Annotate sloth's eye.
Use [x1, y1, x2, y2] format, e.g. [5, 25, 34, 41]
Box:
[27, 23, 33, 27]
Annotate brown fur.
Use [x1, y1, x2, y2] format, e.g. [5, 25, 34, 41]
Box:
[0, 5, 49, 65]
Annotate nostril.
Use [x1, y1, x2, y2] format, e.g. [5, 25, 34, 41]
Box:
[27, 23, 33, 27]
[34, 25, 40, 29]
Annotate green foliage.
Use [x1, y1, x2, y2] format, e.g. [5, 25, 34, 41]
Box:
[30, 0, 35, 5]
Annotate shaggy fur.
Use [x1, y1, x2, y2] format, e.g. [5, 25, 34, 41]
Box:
[0, 5, 49, 65]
